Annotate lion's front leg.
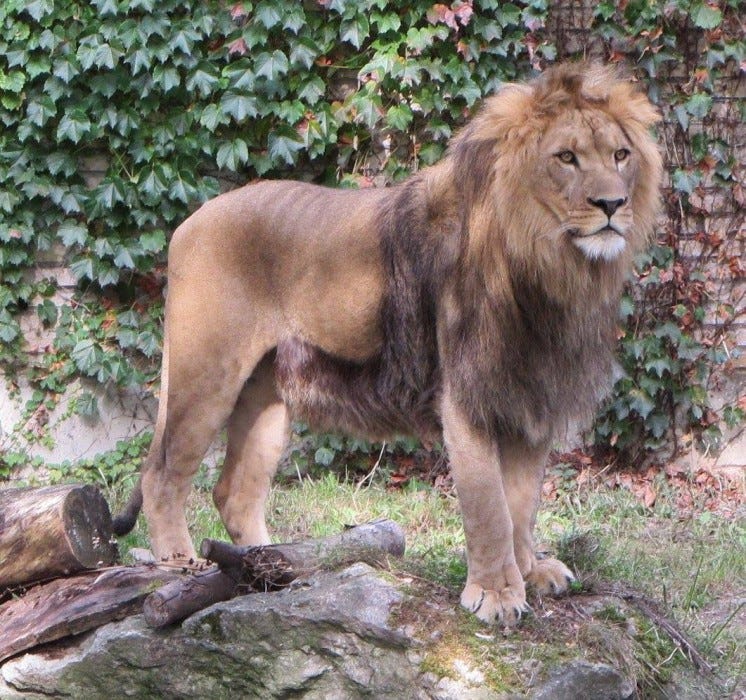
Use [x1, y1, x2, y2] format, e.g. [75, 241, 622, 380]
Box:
[441, 391, 529, 627]
[499, 437, 576, 596]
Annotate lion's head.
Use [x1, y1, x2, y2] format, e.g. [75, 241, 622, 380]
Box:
[451, 63, 662, 297]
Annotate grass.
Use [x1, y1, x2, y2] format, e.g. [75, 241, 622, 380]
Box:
[70, 456, 746, 697]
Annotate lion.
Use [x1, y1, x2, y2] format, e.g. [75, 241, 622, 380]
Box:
[114, 63, 662, 626]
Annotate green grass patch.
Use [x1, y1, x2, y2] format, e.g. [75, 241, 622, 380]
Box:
[39, 450, 744, 696]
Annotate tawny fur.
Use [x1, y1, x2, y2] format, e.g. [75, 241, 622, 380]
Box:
[114, 63, 662, 626]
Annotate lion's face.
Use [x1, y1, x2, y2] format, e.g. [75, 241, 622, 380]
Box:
[537, 109, 639, 262]
[457, 65, 662, 277]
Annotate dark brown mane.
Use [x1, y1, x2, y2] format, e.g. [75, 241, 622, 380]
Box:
[275, 175, 446, 442]
[276, 63, 660, 446]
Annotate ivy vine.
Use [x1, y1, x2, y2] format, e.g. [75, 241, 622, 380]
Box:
[0, 0, 743, 463]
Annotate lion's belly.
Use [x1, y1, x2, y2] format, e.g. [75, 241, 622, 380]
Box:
[274, 338, 442, 443]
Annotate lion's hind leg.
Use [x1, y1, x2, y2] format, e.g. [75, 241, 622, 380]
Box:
[499, 438, 576, 597]
[212, 355, 290, 546]
[141, 332, 268, 562]
[142, 375, 246, 561]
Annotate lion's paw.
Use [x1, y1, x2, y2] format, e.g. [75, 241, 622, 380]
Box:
[460, 582, 530, 627]
[526, 557, 575, 596]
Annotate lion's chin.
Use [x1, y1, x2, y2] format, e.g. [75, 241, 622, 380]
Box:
[571, 229, 627, 262]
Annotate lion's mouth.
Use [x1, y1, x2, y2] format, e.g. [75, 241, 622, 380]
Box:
[571, 225, 624, 239]
[570, 225, 627, 262]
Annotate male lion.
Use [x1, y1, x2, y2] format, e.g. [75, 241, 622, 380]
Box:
[115, 63, 662, 626]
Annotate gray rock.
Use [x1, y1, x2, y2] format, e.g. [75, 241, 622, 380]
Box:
[531, 661, 634, 700]
[0, 563, 418, 699]
[0, 566, 706, 700]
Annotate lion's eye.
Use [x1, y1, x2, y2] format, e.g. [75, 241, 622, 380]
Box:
[614, 148, 630, 163]
[557, 150, 577, 165]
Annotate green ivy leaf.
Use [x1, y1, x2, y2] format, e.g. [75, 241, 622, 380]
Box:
[72, 339, 103, 375]
[170, 29, 194, 55]
[95, 178, 126, 208]
[351, 90, 383, 129]
[274, 100, 305, 123]
[691, 3, 722, 28]
[153, 65, 181, 92]
[386, 103, 413, 131]
[314, 446, 336, 466]
[140, 230, 166, 253]
[254, 1, 283, 29]
[283, 6, 306, 33]
[417, 142, 445, 165]
[70, 258, 94, 282]
[0, 309, 20, 343]
[685, 92, 713, 119]
[169, 175, 190, 204]
[77, 40, 119, 71]
[289, 38, 319, 70]
[495, 3, 521, 26]
[75, 391, 99, 418]
[216, 139, 250, 171]
[629, 388, 655, 419]
[186, 65, 220, 98]
[56, 110, 91, 144]
[125, 48, 151, 75]
[113, 245, 136, 269]
[340, 16, 370, 49]
[199, 103, 228, 131]
[672, 168, 700, 194]
[24, 0, 54, 21]
[6, 48, 28, 69]
[220, 92, 259, 121]
[0, 70, 26, 93]
[298, 76, 326, 104]
[36, 299, 58, 327]
[96, 263, 120, 287]
[141, 167, 168, 199]
[644, 357, 673, 377]
[619, 295, 635, 320]
[136, 329, 159, 356]
[57, 220, 88, 246]
[0, 191, 18, 213]
[93, 0, 119, 16]
[268, 126, 304, 165]
[255, 50, 289, 81]
[26, 54, 52, 80]
[117, 310, 140, 327]
[645, 412, 669, 439]
[46, 152, 77, 177]
[372, 11, 402, 33]
[53, 57, 79, 83]
[27, 96, 57, 126]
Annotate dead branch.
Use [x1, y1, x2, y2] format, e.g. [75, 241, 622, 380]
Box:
[143, 519, 406, 628]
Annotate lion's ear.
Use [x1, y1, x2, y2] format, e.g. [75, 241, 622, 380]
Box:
[610, 84, 662, 130]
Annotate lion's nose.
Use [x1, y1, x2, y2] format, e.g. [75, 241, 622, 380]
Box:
[588, 197, 627, 218]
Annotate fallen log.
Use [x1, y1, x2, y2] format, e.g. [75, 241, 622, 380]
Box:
[0, 566, 182, 662]
[0, 484, 118, 589]
[144, 519, 406, 628]
[201, 518, 406, 586]
[142, 568, 237, 629]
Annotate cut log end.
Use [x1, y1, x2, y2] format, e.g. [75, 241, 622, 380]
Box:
[0, 484, 118, 589]
[63, 486, 118, 568]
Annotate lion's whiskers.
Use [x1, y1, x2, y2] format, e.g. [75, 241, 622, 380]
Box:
[536, 222, 576, 243]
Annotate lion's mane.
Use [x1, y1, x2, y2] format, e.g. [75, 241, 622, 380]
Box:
[276, 63, 662, 445]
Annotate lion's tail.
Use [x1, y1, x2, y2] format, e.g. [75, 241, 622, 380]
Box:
[112, 323, 170, 537]
[111, 474, 144, 535]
